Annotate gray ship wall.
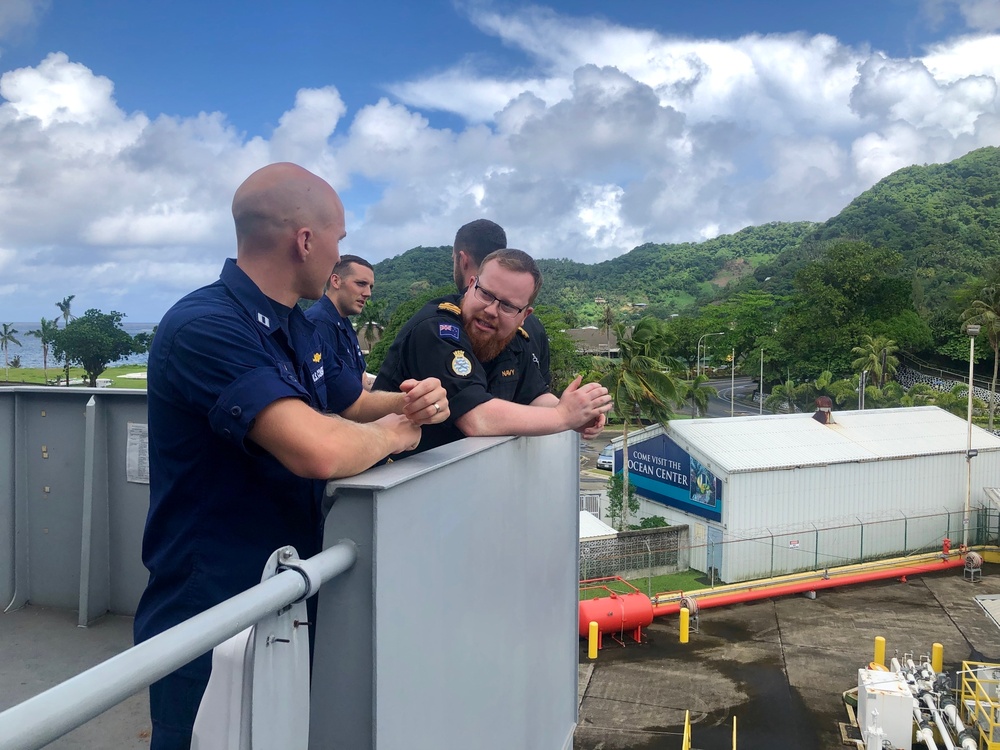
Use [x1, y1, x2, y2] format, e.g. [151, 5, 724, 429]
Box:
[311, 433, 580, 750]
[0, 388, 150, 620]
[2, 388, 582, 749]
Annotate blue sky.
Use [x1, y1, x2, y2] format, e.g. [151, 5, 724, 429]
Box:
[0, 0, 998, 321]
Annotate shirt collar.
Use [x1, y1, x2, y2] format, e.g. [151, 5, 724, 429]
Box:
[219, 258, 316, 347]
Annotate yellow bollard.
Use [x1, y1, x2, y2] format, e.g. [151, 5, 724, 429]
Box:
[680, 606, 690, 644]
[874, 636, 886, 667]
[932, 642, 943, 673]
[588, 621, 599, 659]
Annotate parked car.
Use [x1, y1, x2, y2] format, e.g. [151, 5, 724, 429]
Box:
[596, 444, 614, 470]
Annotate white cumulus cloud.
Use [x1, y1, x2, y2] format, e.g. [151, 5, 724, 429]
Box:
[1, 4, 1000, 320]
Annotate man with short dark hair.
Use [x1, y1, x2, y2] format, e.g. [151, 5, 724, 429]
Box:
[451, 219, 606, 438]
[451, 219, 551, 388]
[134, 162, 449, 750]
[306, 254, 375, 389]
[374, 248, 611, 456]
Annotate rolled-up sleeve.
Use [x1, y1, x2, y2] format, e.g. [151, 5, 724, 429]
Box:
[162, 314, 310, 450]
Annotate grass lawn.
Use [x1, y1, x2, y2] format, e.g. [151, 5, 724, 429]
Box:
[1, 365, 148, 389]
[580, 568, 713, 600]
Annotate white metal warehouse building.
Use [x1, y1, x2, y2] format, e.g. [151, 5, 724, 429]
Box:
[610, 406, 1000, 583]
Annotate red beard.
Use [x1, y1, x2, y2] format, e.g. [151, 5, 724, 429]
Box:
[464, 314, 517, 363]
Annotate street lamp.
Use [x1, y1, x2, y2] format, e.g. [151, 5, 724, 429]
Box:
[965, 323, 981, 548]
[730, 347, 736, 418]
[759, 348, 764, 415]
[696, 332, 724, 378]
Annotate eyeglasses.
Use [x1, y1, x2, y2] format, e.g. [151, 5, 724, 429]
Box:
[472, 277, 526, 316]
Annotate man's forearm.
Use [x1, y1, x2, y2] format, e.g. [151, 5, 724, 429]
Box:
[340, 389, 406, 423]
[455, 399, 571, 437]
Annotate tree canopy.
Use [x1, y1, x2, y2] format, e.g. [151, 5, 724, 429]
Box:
[52, 309, 148, 387]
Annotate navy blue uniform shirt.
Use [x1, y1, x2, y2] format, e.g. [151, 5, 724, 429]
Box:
[134, 258, 361, 680]
[305, 294, 368, 383]
[520, 313, 552, 389]
[373, 293, 549, 456]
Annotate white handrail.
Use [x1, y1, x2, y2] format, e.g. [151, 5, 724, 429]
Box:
[0, 541, 357, 750]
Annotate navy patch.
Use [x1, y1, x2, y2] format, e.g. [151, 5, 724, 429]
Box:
[439, 323, 460, 342]
[451, 351, 473, 377]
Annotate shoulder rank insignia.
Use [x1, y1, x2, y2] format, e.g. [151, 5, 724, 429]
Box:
[451, 350, 473, 377]
[312, 352, 322, 363]
[517, 326, 529, 339]
[437, 301, 462, 317]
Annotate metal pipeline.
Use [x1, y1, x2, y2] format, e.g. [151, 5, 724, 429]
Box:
[922, 693, 957, 750]
[941, 698, 977, 750]
[913, 705, 939, 750]
[906, 659, 974, 747]
[650, 557, 964, 616]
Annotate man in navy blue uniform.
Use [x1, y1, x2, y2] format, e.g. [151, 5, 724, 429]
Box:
[451, 219, 552, 388]
[374, 248, 611, 456]
[134, 162, 449, 750]
[305, 254, 375, 389]
[450, 219, 607, 440]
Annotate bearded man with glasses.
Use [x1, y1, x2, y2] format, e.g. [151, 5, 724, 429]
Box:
[373, 248, 612, 457]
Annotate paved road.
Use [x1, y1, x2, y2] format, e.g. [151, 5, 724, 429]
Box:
[704, 375, 760, 418]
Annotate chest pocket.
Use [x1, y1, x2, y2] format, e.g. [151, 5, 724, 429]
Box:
[487, 367, 519, 401]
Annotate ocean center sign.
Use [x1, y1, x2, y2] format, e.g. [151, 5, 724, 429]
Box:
[616, 432, 722, 522]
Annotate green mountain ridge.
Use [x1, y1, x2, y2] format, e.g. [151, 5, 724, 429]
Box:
[372, 146, 1000, 332]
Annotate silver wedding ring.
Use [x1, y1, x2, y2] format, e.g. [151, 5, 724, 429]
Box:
[433, 402, 441, 414]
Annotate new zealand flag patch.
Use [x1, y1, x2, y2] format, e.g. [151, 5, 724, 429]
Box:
[439, 323, 460, 342]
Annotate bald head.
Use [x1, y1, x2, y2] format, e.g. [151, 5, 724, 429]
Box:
[231, 162, 347, 303]
[232, 162, 343, 255]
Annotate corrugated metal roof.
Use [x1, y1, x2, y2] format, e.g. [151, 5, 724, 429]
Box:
[579, 511, 617, 539]
[664, 406, 1000, 475]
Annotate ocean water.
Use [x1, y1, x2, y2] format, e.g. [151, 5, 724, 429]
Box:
[1, 322, 157, 369]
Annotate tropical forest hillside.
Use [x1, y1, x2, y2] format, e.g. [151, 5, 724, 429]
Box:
[368, 146, 1000, 384]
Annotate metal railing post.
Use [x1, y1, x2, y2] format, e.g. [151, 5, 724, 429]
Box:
[0, 541, 357, 750]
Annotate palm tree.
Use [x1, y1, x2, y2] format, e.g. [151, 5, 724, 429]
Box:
[601, 304, 615, 355]
[851, 335, 899, 388]
[828, 375, 863, 409]
[863, 381, 905, 409]
[1, 323, 22, 382]
[680, 373, 717, 417]
[764, 379, 800, 414]
[26, 317, 58, 384]
[599, 318, 680, 529]
[358, 299, 388, 353]
[933, 383, 986, 419]
[56, 295, 74, 385]
[798, 370, 837, 405]
[962, 285, 1000, 429]
[901, 383, 937, 408]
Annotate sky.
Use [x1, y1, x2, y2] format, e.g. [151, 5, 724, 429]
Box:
[1, 0, 999, 322]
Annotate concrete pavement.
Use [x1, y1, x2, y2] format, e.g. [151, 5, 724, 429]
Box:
[574, 563, 1000, 749]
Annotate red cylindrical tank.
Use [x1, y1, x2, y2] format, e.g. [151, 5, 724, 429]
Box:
[578, 592, 654, 636]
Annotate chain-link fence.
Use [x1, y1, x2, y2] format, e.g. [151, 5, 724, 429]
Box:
[710, 506, 998, 582]
[580, 525, 689, 583]
[577, 506, 1000, 588]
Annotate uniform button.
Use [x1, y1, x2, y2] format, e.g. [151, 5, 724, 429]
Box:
[230, 405, 242, 417]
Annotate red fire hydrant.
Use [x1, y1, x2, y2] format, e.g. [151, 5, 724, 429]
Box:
[942, 538, 952, 557]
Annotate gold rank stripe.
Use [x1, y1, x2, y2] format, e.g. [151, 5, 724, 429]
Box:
[438, 302, 462, 316]
[518, 327, 529, 339]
